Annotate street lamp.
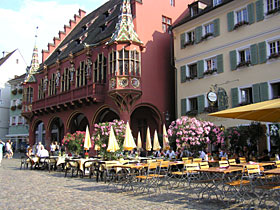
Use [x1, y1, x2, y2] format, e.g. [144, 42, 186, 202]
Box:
[164, 111, 170, 126]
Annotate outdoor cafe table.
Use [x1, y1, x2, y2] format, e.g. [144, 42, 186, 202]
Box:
[234, 162, 275, 169]
[195, 166, 244, 201]
[263, 168, 280, 175]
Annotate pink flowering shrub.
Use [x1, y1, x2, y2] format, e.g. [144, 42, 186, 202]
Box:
[167, 116, 224, 151]
[62, 131, 88, 155]
[92, 119, 126, 159]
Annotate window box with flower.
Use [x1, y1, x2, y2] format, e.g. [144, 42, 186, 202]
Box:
[11, 106, 16, 111]
[186, 75, 196, 81]
[17, 104, 22, 109]
[266, 8, 280, 16]
[237, 60, 250, 68]
[184, 40, 194, 47]
[233, 21, 249, 30]
[203, 68, 217, 76]
[201, 33, 213, 41]
[268, 52, 280, 60]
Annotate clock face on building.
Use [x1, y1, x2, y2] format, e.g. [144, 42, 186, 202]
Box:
[110, 78, 116, 89]
[131, 78, 140, 88]
[118, 77, 128, 87]
[207, 91, 217, 102]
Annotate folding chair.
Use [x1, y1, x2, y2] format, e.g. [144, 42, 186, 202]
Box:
[64, 159, 79, 177]
[219, 160, 229, 168]
[228, 159, 237, 166]
[239, 157, 246, 163]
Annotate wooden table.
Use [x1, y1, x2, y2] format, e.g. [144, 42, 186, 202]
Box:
[263, 168, 280, 175]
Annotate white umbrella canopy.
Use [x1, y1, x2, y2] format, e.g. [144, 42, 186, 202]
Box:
[153, 130, 161, 151]
[123, 122, 136, 151]
[84, 125, 92, 150]
[137, 131, 142, 150]
[162, 124, 170, 150]
[107, 126, 120, 152]
[146, 127, 152, 151]
[94, 134, 101, 151]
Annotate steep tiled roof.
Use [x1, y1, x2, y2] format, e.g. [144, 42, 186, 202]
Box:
[0, 50, 16, 66]
[40, 0, 122, 70]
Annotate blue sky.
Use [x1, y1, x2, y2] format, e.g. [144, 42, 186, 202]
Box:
[0, 0, 108, 67]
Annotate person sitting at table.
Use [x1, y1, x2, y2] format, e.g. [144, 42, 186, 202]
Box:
[154, 149, 161, 158]
[176, 148, 184, 160]
[258, 149, 270, 162]
[165, 147, 176, 159]
[37, 145, 49, 158]
[199, 150, 206, 160]
[26, 147, 34, 158]
[219, 148, 227, 159]
[50, 142, 56, 156]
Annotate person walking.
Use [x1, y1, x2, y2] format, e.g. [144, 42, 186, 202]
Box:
[0, 140, 4, 166]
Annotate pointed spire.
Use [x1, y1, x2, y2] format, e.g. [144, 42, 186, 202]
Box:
[25, 27, 40, 83]
[107, 0, 143, 45]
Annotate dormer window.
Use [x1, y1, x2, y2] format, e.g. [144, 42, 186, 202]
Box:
[100, 24, 107, 32]
[104, 10, 110, 18]
[75, 38, 81, 45]
[189, 1, 207, 17]
[56, 49, 61, 55]
[82, 25, 88, 31]
[213, 0, 222, 7]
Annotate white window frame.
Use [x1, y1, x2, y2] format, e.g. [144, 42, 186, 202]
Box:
[268, 39, 280, 55]
[203, 22, 214, 35]
[187, 95, 199, 112]
[269, 79, 280, 99]
[186, 62, 198, 79]
[11, 99, 16, 107]
[170, 0, 175, 7]
[265, 0, 280, 14]
[239, 85, 253, 104]
[204, 56, 217, 71]
[235, 7, 248, 24]
[236, 45, 251, 64]
[184, 30, 195, 44]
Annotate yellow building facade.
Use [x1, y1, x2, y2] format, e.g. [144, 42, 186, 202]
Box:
[173, 0, 280, 150]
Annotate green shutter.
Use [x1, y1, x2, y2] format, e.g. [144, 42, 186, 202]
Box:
[217, 54, 224, 74]
[197, 60, 204, 79]
[180, 65, 186, 83]
[229, 50, 237, 70]
[180, 33, 186, 49]
[231, 88, 239, 108]
[227, 11, 234, 32]
[253, 83, 261, 103]
[250, 44, 258, 65]
[260, 82, 269, 101]
[213, 18, 220, 37]
[218, 90, 227, 111]
[256, 0, 264, 22]
[181, 98, 186, 116]
[258, 41, 267, 64]
[197, 95, 205, 114]
[195, 26, 202, 44]
[247, 3, 255, 24]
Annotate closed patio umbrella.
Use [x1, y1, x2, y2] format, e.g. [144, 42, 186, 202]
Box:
[137, 131, 142, 151]
[162, 124, 170, 150]
[107, 126, 120, 152]
[209, 98, 280, 122]
[123, 122, 136, 151]
[146, 127, 152, 151]
[153, 130, 161, 151]
[84, 126, 92, 150]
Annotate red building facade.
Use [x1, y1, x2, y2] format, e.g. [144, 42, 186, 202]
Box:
[22, 0, 190, 147]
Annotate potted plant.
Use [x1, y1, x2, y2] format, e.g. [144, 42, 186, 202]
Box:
[62, 131, 87, 156]
[11, 106, 16, 111]
[11, 89, 17, 95]
[17, 104, 22, 109]
[18, 88, 23, 94]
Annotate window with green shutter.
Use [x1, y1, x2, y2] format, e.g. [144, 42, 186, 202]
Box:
[247, 3, 255, 24]
[260, 82, 269, 101]
[217, 54, 224, 74]
[197, 60, 204, 79]
[181, 98, 187, 116]
[197, 95, 205, 114]
[227, 11, 234, 32]
[180, 33, 186, 49]
[256, 0, 264, 22]
[229, 50, 237, 70]
[253, 83, 261, 103]
[250, 44, 258, 65]
[195, 26, 202, 44]
[231, 87, 239, 107]
[258, 41, 267, 64]
[180, 65, 186, 83]
[213, 18, 220, 37]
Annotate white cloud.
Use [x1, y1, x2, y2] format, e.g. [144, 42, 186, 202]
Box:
[0, 0, 98, 65]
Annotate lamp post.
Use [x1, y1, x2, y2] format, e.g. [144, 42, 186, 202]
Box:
[164, 111, 170, 127]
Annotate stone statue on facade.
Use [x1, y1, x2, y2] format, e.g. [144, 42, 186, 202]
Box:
[43, 76, 48, 91]
[69, 64, 75, 81]
[55, 70, 60, 87]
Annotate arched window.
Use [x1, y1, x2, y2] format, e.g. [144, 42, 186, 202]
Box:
[38, 79, 45, 99]
[48, 73, 56, 96]
[117, 49, 141, 76]
[109, 50, 117, 76]
[61, 68, 71, 92]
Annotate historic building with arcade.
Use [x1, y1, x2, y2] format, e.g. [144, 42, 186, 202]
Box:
[22, 0, 191, 147]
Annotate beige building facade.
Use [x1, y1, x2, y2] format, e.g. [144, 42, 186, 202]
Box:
[173, 0, 280, 150]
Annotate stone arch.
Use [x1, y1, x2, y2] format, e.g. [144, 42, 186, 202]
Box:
[67, 112, 89, 133]
[91, 105, 119, 125]
[48, 116, 65, 144]
[32, 120, 46, 145]
[130, 103, 163, 145]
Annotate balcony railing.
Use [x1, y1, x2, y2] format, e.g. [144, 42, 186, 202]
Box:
[32, 83, 105, 111]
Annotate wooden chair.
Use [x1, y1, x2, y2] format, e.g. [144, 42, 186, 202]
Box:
[239, 157, 246, 163]
[193, 158, 202, 163]
[219, 160, 229, 168]
[275, 160, 280, 168]
[228, 158, 237, 166]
